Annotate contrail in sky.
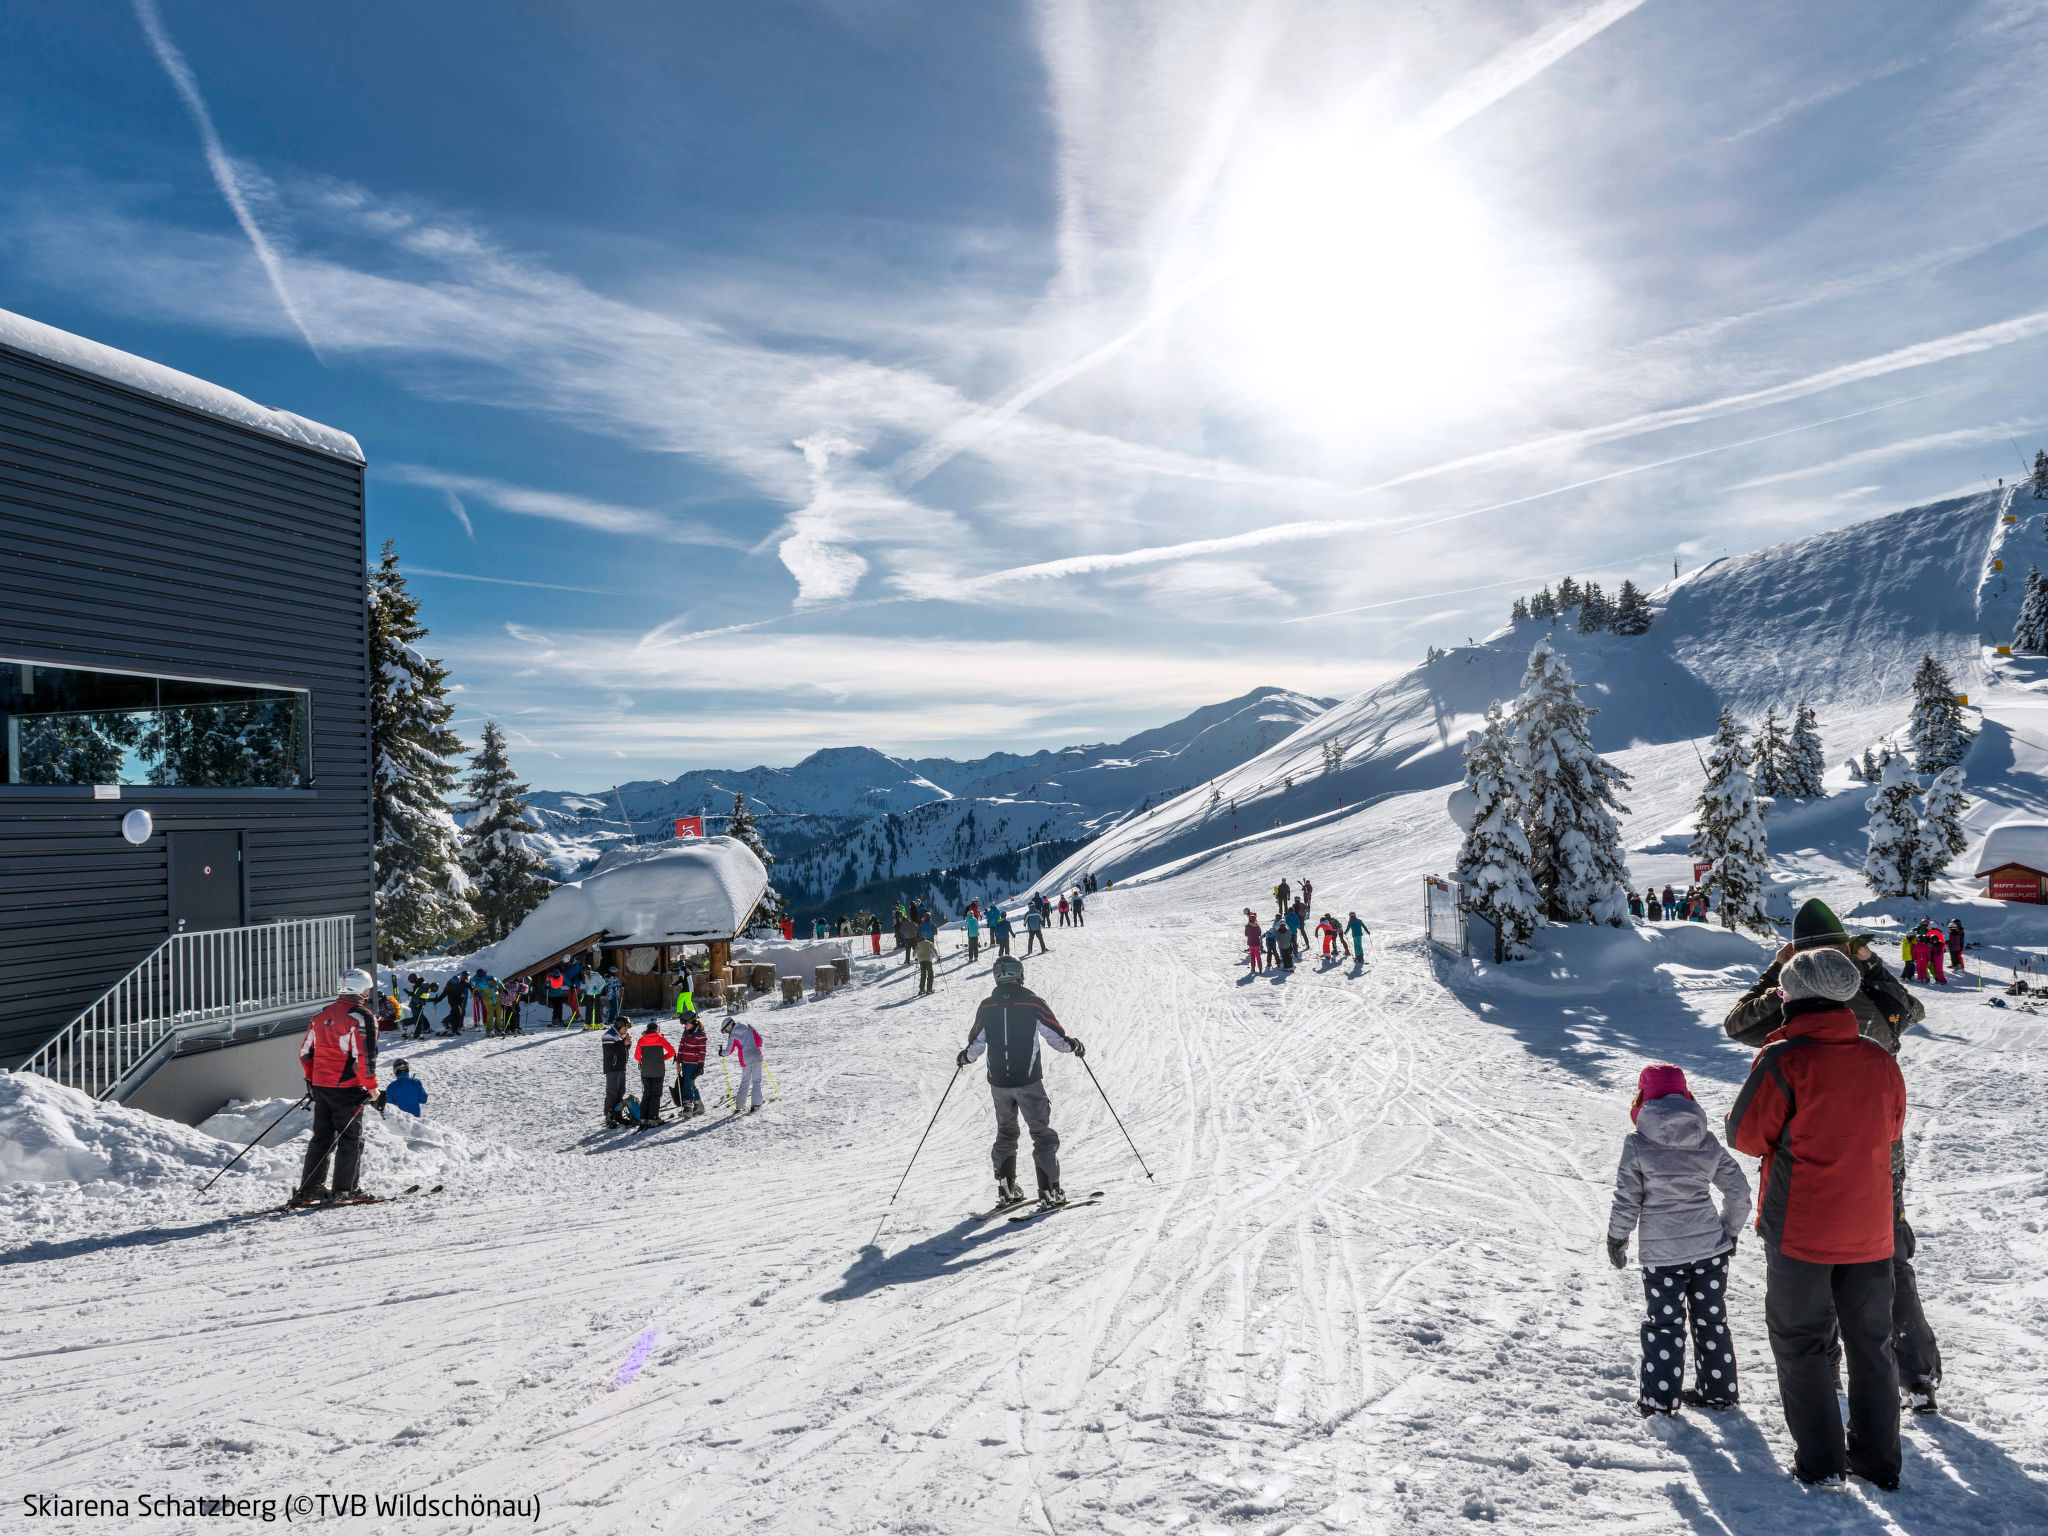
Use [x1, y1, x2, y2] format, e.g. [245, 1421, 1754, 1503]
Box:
[891, 0, 1655, 488]
[132, 0, 323, 358]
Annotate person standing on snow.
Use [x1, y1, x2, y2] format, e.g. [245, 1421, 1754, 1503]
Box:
[675, 1012, 708, 1117]
[438, 970, 472, 1035]
[634, 1020, 676, 1128]
[916, 933, 938, 995]
[1606, 1064, 1750, 1417]
[1275, 879, 1291, 916]
[1661, 885, 1678, 921]
[958, 955, 1083, 1209]
[1273, 917, 1297, 973]
[601, 1015, 633, 1127]
[965, 904, 983, 963]
[1024, 905, 1049, 955]
[1346, 912, 1369, 965]
[1300, 877, 1313, 912]
[1244, 911, 1264, 972]
[722, 1015, 768, 1114]
[294, 969, 382, 1206]
[869, 912, 882, 956]
[992, 908, 1014, 958]
[1070, 889, 1085, 927]
[1946, 918, 1965, 975]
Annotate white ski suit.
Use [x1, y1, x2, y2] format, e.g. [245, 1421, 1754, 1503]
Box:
[721, 1021, 766, 1110]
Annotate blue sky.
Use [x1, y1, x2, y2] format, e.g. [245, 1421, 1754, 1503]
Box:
[6, 1, 2048, 790]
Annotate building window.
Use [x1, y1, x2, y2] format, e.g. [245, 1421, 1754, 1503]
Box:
[2, 660, 311, 789]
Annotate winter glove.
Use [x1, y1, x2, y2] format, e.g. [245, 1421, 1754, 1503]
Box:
[1605, 1236, 1629, 1269]
[1069, 1038, 1085, 1059]
[956, 1049, 971, 1068]
[373, 1091, 387, 1113]
[1897, 1217, 1916, 1258]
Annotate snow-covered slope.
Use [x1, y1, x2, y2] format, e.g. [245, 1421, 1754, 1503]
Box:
[1046, 491, 2010, 891]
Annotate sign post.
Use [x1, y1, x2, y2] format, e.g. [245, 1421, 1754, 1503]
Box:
[675, 816, 703, 839]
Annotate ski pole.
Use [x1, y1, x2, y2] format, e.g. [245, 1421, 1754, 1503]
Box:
[869, 1062, 962, 1247]
[765, 1063, 781, 1102]
[199, 1094, 308, 1192]
[1079, 1054, 1152, 1181]
[721, 1054, 732, 1107]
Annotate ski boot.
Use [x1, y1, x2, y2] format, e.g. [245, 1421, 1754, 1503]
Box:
[1036, 1185, 1068, 1211]
[1906, 1381, 1939, 1416]
[995, 1177, 1026, 1208]
[1681, 1388, 1738, 1411]
[289, 1186, 330, 1209]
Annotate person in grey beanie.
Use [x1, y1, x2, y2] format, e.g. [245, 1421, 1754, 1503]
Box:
[1608, 1063, 1751, 1415]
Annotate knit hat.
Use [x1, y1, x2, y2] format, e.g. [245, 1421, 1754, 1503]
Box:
[1630, 1063, 1690, 1123]
[1780, 945, 1863, 1002]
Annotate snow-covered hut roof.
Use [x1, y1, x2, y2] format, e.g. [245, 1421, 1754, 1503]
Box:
[1974, 822, 2048, 876]
[464, 837, 767, 977]
[0, 307, 365, 464]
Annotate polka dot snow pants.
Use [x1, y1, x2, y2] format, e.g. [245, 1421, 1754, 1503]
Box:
[1640, 1251, 1737, 1411]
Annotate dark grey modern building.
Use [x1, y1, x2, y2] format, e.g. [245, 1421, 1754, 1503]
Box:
[1, 308, 375, 1117]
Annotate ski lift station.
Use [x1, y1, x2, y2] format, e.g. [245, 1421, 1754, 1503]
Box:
[0, 307, 376, 1122]
[464, 838, 770, 1012]
[1975, 822, 2048, 903]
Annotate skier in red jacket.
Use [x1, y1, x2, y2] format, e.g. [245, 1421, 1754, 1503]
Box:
[1725, 947, 1908, 1490]
[634, 1021, 676, 1129]
[674, 1013, 709, 1117]
[294, 969, 382, 1206]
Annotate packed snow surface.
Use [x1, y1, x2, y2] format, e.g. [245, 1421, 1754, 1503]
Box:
[0, 305, 365, 463]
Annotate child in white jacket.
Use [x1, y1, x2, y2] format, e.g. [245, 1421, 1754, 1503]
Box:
[720, 1018, 767, 1114]
[1607, 1063, 1751, 1417]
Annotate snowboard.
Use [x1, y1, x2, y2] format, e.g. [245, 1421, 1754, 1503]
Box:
[1007, 1190, 1105, 1224]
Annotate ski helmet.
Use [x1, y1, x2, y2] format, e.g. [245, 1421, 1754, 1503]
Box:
[393, 1058, 411, 1074]
[992, 956, 1025, 985]
[340, 968, 376, 996]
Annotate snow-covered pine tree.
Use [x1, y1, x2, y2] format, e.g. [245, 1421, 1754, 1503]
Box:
[1453, 701, 1541, 963]
[1580, 582, 1610, 633]
[1907, 652, 1973, 773]
[1915, 767, 1970, 893]
[460, 720, 553, 946]
[1691, 707, 1773, 935]
[1512, 640, 1633, 924]
[1555, 576, 1583, 612]
[367, 541, 473, 961]
[1782, 700, 1826, 797]
[1510, 596, 1530, 623]
[1752, 705, 1788, 798]
[2013, 565, 2048, 653]
[726, 791, 786, 930]
[1861, 756, 1922, 899]
[2034, 448, 2048, 499]
[1610, 580, 1653, 635]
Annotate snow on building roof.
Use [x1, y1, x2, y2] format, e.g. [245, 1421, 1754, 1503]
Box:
[464, 837, 768, 976]
[0, 306, 365, 464]
[1974, 821, 2048, 876]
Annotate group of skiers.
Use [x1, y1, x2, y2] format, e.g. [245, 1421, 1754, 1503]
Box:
[1607, 898, 1939, 1491]
[1899, 916, 1965, 984]
[599, 1007, 769, 1128]
[395, 962, 621, 1038]
[1243, 877, 1367, 972]
[1630, 883, 1710, 922]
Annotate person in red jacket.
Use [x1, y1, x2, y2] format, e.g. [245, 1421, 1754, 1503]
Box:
[634, 1020, 676, 1129]
[294, 969, 383, 1206]
[1725, 946, 1908, 1490]
[674, 1012, 709, 1118]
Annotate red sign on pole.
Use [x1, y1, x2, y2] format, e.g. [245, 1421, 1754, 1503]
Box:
[1693, 861, 1713, 883]
[675, 816, 703, 838]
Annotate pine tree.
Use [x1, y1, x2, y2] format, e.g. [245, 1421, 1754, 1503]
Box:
[1691, 708, 1773, 935]
[1915, 767, 1970, 893]
[1610, 580, 1653, 635]
[1862, 757, 1921, 899]
[1580, 582, 1610, 633]
[726, 791, 786, 930]
[1752, 705, 1788, 798]
[1907, 653, 1973, 773]
[367, 541, 473, 961]
[1510, 596, 1530, 623]
[1782, 700, 1826, 797]
[1530, 585, 1557, 621]
[1453, 701, 1541, 963]
[2014, 566, 2048, 653]
[459, 720, 553, 946]
[1555, 576, 1582, 612]
[2034, 448, 2048, 499]
[1512, 641, 1633, 924]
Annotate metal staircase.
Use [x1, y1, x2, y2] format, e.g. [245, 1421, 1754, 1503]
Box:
[20, 916, 355, 1101]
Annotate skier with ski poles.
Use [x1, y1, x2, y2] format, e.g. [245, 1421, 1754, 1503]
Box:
[991, 908, 1014, 958]
[601, 1015, 633, 1127]
[915, 932, 938, 996]
[957, 955, 1083, 1210]
[634, 1020, 675, 1129]
[292, 969, 382, 1207]
[1346, 911, 1370, 965]
[674, 1011, 709, 1117]
[1024, 904, 1049, 955]
[965, 903, 982, 963]
[722, 1014, 769, 1115]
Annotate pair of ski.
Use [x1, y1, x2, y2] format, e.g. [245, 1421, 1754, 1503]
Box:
[972, 1189, 1105, 1225]
[243, 1182, 444, 1219]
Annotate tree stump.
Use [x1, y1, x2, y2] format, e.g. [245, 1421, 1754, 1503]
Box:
[814, 965, 837, 995]
[832, 956, 851, 985]
[779, 976, 803, 1004]
[751, 962, 778, 994]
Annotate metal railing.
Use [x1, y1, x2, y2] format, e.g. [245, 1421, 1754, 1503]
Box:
[20, 915, 355, 1100]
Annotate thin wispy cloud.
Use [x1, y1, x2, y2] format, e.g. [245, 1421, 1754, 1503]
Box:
[382, 465, 743, 549]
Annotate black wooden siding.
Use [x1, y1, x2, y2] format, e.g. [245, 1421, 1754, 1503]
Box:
[0, 339, 374, 1067]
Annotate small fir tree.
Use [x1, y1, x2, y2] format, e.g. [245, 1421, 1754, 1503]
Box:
[1907, 653, 1973, 773]
[1530, 585, 1558, 621]
[1580, 582, 1610, 633]
[1512, 640, 1633, 924]
[1691, 707, 1773, 935]
[1752, 705, 1789, 798]
[1510, 595, 1530, 623]
[1555, 576, 1583, 612]
[1861, 756, 1922, 899]
[367, 541, 473, 960]
[1610, 580, 1653, 635]
[2014, 566, 2048, 653]
[459, 720, 553, 946]
[1915, 767, 1970, 893]
[1782, 700, 1827, 798]
[1453, 701, 1541, 963]
[2034, 448, 2048, 499]
[726, 791, 786, 930]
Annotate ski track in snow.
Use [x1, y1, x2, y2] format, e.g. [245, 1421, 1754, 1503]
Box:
[7, 769, 2048, 1532]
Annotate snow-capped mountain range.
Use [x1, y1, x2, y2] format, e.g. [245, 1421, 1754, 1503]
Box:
[520, 687, 1334, 908]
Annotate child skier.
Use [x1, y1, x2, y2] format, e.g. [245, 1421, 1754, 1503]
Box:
[1244, 911, 1263, 972]
[1607, 1063, 1751, 1417]
[383, 1058, 428, 1118]
[721, 1015, 768, 1114]
[1947, 917, 1965, 975]
[1346, 912, 1369, 964]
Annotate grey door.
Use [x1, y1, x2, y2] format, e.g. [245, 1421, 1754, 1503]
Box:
[169, 831, 243, 933]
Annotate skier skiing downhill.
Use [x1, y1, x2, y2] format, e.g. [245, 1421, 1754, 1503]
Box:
[722, 1015, 768, 1114]
[294, 969, 382, 1206]
[958, 956, 1084, 1210]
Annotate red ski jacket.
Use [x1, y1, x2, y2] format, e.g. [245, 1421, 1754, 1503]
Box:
[635, 1030, 676, 1070]
[1724, 1000, 1905, 1264]
[676, 1028, 707, 1067]
[300, 999, 379, 1094]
